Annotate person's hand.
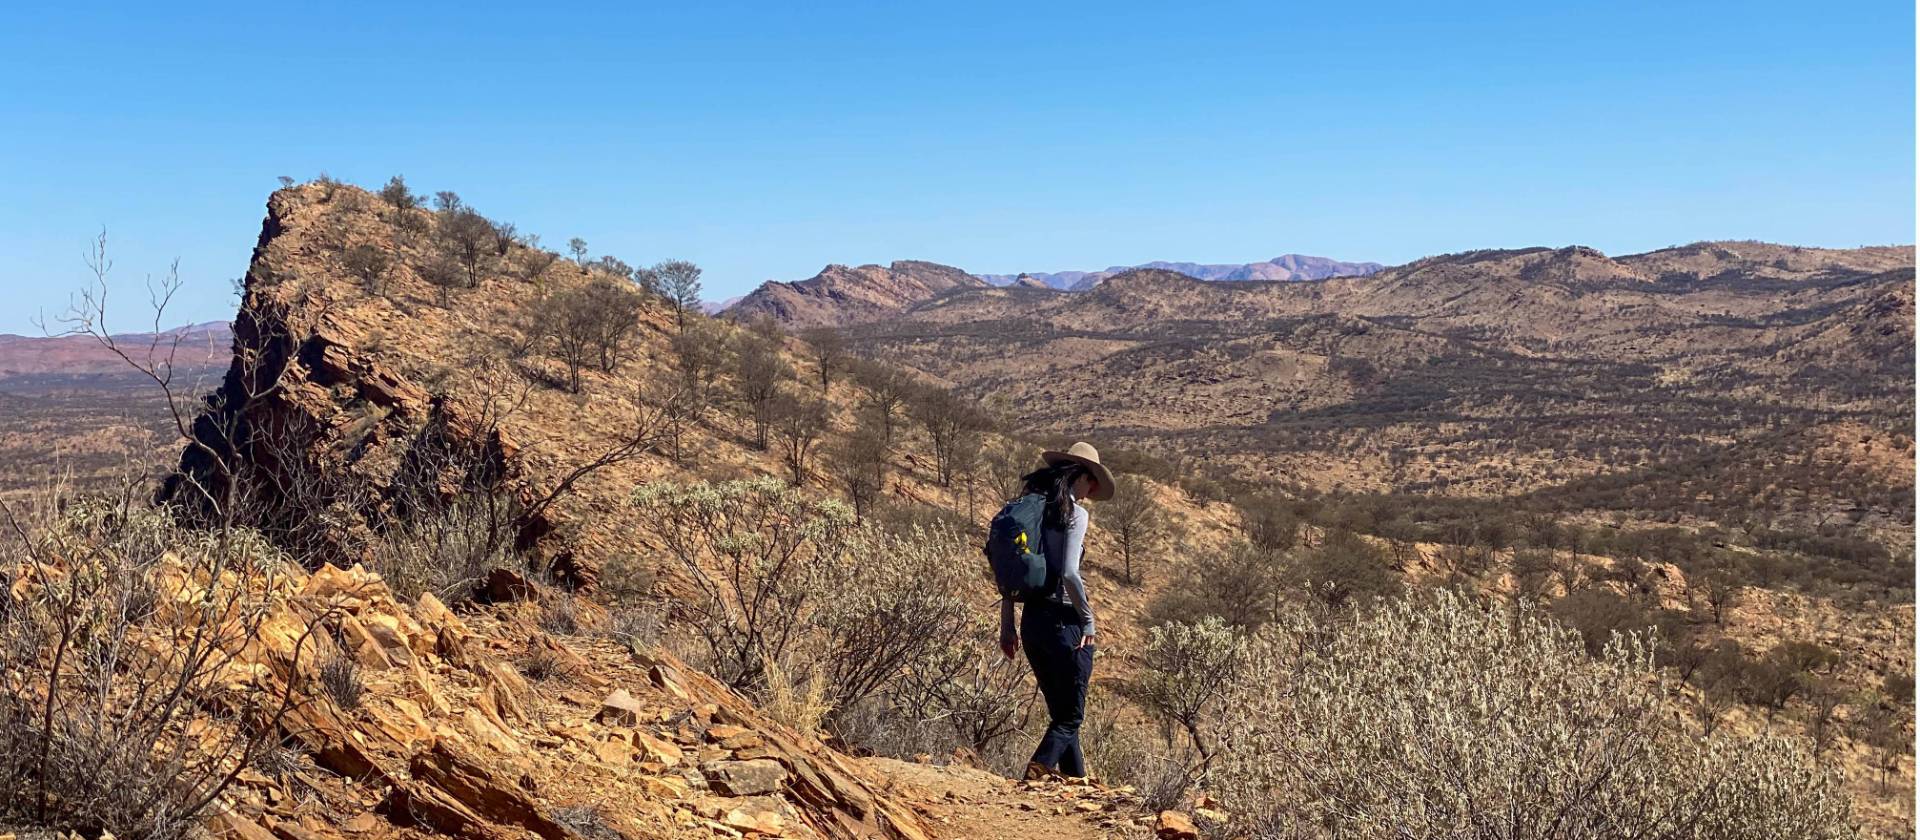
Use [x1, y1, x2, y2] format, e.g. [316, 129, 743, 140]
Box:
[1075, 633, 1094, 651]
[1000, 637, 1020, 659]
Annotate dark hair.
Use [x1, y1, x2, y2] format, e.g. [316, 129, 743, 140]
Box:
[1021, 462, 1087, 531]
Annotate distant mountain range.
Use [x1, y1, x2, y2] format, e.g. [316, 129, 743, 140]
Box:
[0, 321, 232, 380]
[722, 253, 1383, 326]
[974, 254, 1385, 290]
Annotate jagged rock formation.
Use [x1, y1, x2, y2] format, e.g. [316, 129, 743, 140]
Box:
[180, 559, 939, 840]
[146, 182, 1178, 840]
[725, 261, 984, 328]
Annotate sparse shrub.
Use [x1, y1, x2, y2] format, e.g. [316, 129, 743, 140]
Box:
[490, 221, 517, 256]
[604, 605, 663, 653]
[631, 479, 854, 690]
[530, 276, 644, 391]
[851, 360, 913, 447]
[380, 175, 420, 209]
[318, 653, 366, 710]
[670, 318, 729, 417]
[814, 524, 973, 719]
[769, 387, 831, 485]
[518, 247, 560, 292]
[343, 243, 391, 294]
[0, 496, 323, 840]
[827, 409, 889, 521]
[517, 643, 570, 681]
[438, 207, 497, 287]
[761, 654, 833, 735]
[1288, 529, 1401, 609]
[539, 591, 586, 636]
[884, 620, 1040, 768]
[910, 385, 991, 487]
[1101, 475, 1167, 585]
[1239, 493, 1300, 553]
[1551, 587, 1653, 657]
[1212, 591, 1855, 840]
[550, 803, 626, 840]
[800, 325, 848, 390]
[1146, 541, 1287, 629]
[652, 259, 704, 331]
[419, 256, 467, 303]
[733, 332, 792, 449]
[366, 489, 517, 605]
[1138, 617, 1244, 771]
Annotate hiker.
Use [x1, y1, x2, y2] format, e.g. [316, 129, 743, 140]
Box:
[993, 441, 1113, 780]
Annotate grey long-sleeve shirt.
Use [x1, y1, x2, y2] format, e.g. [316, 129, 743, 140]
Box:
[1000, 500, 1095, 644]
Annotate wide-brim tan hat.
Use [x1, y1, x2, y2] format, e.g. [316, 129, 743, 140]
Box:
[1042, 441, 1116, 501]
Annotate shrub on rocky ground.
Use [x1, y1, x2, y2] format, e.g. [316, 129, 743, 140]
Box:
[1211, 590, 1856, 840]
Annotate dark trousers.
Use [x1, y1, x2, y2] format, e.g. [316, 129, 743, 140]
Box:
[1022, 604, 1094, 777]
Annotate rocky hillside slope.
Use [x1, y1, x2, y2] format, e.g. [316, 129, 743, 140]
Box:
[144, 182, 1220, 840]
[827, 243, 1915, 540]
[12, 182, 1912, 839]
[724, 261, 983, 328]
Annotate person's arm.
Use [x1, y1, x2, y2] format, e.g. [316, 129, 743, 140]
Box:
[999, 595, 1018, 657]
[1061, 505, 1096, 638]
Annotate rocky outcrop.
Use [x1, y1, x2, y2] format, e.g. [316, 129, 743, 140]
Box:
[724, 261, 984, 328]
[205, 560, 936, 840]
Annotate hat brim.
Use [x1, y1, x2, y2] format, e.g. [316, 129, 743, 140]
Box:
[1042, 450, 1116, 501]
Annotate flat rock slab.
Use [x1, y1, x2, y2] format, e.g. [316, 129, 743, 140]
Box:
[703, 758, 788, 796]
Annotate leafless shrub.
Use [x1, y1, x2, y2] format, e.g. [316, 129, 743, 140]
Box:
[528, 276, 644, 391]
[733, 333, 792, 449]
[1101, 475, 1167, 584]
[769, 387, 831, 485]
[800, 326, 848, 391]
[632, 479, 852, 690]
[0, 237, 337, 839]
[0, 495, 324, 840]
[910, 386, 990, 487]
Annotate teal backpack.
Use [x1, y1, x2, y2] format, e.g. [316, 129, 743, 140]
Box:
[986, 493, 1051, 600]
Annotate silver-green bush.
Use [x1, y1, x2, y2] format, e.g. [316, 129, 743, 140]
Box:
[1213, 590, 1856, 840]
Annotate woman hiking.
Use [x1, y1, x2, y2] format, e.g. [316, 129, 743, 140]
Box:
[998, 441, 1113, 781]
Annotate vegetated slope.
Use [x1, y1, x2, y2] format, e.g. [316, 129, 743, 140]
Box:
[833, 244, 1916, 543]
[724, 261, 984, 328]
[135, 182, 1211, 840]
[975, 253, 1386, 289]
[17, 182, 1915, 838]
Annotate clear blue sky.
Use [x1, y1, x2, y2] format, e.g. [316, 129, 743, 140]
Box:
[2, 1, 1912, 333]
